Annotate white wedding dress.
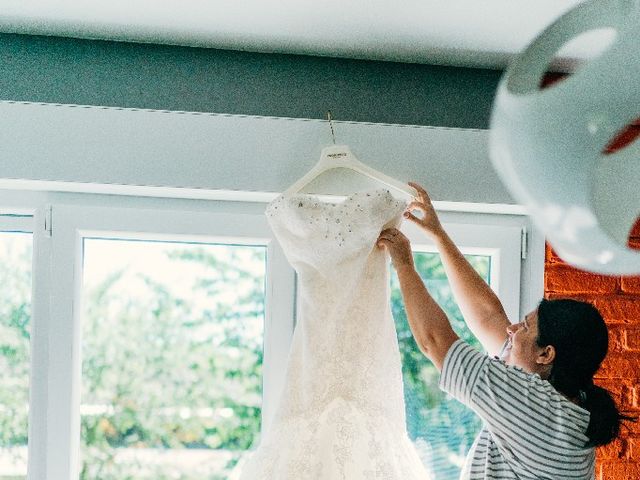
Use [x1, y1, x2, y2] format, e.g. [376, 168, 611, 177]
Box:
[237, 188, 431, 479]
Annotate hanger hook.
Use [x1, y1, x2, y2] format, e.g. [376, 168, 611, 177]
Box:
[327, 110, 336, 145]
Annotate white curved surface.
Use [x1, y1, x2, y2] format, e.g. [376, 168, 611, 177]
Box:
[490, 0, 640, 274]
[0, 0, 585, 69]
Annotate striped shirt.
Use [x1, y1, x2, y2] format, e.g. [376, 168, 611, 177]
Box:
[439, 340, 595, 480]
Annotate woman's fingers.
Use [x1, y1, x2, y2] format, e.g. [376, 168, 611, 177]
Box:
[377, 238, 390, 249]
[377, 229, 403, 245]
[408, 181, 433, 205]
[378, 229, 399, 240]
[377, 231, 395, 249]
[408, 181, 427, 197]
[408, 181, 427, 200]
[406, 201, 427, 213]
[404, 202, 429, 226]
[378, 229, 414, 267]
[403, 211, 421, 225]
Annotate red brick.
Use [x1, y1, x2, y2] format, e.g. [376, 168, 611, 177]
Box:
[597, 438, 631, 460]
[595, 378, 626, 397]
[623, 328, 640, 353]
[622, 384, 640, 410]
[545, 264, 620, 294]
[598, 461, 640, 480]
[621, 276, 640, 294]
[595, 353, 640, 380]
[608, 326, 627, 353]
[628, 236, 640, 251]
[624, 436, 640, 458]
[621, 419, 640, 436]
[544, 292, 593, 302]
[545, 243, 566, 264]
[592, 296, 640, 324]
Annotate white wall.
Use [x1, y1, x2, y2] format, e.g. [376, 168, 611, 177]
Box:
[0, 101, 516, 205]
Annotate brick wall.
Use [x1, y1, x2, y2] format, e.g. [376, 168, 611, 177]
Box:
[544, 223, 640, 479]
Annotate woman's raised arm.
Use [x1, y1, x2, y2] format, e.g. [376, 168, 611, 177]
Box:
[405, 182, 510, 357]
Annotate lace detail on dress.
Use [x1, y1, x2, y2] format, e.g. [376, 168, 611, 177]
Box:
[234, 188, 431, 479]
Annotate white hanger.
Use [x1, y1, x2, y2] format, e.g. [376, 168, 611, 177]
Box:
[283, 144, 416, 198]
[283, 113, 416, 198]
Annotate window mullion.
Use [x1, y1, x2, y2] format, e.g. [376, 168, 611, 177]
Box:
[26, 208, 52, 480]
[44, 208, 83, 480]
[261, 240, 296, 433]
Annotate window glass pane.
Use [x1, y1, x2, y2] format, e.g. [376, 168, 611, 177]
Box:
[0, 232, 33, 480]
[80, 239, 266, 480]
[391, 251, 491, 480]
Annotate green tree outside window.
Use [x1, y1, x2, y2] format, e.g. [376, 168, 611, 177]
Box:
[0, 233, 32, 480]
[80, 240, 266, 480]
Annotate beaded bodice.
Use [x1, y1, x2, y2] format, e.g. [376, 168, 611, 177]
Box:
[264, 188, 407, 420]
[266, 188, 406, 277]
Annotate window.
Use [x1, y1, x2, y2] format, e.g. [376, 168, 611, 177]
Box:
[0, 215, 33, 480]
[37, 204, 294, 480]
[80, 239, 266, 479]
[0, 192, 539, 480]
[394, 220, 524, 479]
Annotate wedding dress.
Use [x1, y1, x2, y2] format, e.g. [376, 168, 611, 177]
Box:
[237, 188, 431, 479]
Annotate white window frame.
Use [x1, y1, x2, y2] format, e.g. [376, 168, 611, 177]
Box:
[0, 214, 34, 233]
[0, 188, 543, 480]
[30, 202, 295, 480]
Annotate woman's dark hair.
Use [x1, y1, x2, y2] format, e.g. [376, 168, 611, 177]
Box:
[536, 298, 635, 447]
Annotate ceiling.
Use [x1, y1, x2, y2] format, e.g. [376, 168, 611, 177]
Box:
[0, 0, 589, 70]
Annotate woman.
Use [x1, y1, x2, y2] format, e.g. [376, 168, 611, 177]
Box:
[377, 182, 631, 480]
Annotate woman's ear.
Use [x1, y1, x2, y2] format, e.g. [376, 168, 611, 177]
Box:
[537, 344, 556, 366]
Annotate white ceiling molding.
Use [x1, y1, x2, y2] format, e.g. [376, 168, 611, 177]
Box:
[0, 0, 586, 70]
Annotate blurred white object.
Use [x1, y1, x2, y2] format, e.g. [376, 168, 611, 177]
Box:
[490, 0, 640, 274]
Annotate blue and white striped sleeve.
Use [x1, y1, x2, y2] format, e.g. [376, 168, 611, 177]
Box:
[438, 339, 489, 405]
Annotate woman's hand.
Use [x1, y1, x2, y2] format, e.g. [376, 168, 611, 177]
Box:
[377, 228, 414, 270]
[405, 182, 444, 239]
